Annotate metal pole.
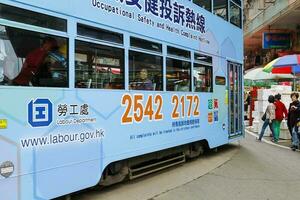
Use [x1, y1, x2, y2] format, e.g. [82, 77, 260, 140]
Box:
[293, 71, 296, 91]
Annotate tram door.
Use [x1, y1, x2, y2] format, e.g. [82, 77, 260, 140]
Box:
[228, 62, 243, 138]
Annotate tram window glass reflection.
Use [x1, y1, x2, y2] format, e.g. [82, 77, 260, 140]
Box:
[0, 25, 68, 87]
[129, 51, 163, 91]
[213, 0, 228, 21]
[75, 40, 124, 89]
[167, 46, 190, 59]
[231, 0, 241, 6]
[130, 37, 162, 53]
[77, 24, 123, 44]
[194, 63, 212, 92]
[215, 76, 226, 85]
[166, 58, 191, 92]
[194, 53, 212, 64]
[0, 3, 67, 32]
[230, 2, 241, 28]
[193, 0, 212, 12]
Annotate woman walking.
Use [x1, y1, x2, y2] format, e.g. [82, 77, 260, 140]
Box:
[258, 95, 275, 141]
[287, 92, 300, 151]
[273, 94, 288, 143]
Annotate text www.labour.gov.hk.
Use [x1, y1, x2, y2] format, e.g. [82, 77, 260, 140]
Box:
[20, 129, 104, 148]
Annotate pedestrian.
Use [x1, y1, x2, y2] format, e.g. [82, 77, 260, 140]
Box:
[244, 91, 250, 120]
[257, 95, 275, 141]
[287, 92, 300, 151]
[273, 93, 288, 143]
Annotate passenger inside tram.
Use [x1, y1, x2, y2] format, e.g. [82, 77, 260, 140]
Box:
[13, 37, 58, 86]
[130, 68, 154, 90]
[175, 73, 190, 91]
[0, 25, 68, 87]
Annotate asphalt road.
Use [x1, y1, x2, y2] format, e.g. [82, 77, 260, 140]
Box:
[154, 133, 300, 200]
[68, 143, 239, 200]
[64, 132, 300, 200]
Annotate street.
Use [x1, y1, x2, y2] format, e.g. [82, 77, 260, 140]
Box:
[64, 132, 300, 200]
[155, 132, 300, 200]
[66, 144, 239, 200]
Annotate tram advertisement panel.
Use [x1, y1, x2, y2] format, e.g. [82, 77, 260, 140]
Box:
[9, 0, 243, 58]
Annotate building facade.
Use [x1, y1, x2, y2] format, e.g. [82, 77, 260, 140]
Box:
[244, 0, 300, 70]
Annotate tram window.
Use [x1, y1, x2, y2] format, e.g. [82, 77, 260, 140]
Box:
[215, 76, 226, 85]
[0, 25, 68, 87]
[130, 37, 162, 53]
[193, 0, 212, 12]
[194, 63, 212, 92]
[167, 46, 190, 59]
[77, 24, 123, 44]
[231, 0, 241, 6]
[194, 53, 212, 64]
[129, 51, 163, 91]
[213, 0, 228, 21]
[0, 3, 67, 32]
[166, 58, 191, 92]
[75, 40, 124, 89]
[230, 2, 242, 28]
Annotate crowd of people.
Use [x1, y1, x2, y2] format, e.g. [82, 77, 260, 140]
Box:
[257, 92, 300, 151]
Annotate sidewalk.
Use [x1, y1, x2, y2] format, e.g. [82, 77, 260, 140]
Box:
[245, 126, 292, 149]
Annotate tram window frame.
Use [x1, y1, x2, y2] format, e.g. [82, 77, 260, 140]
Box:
[75, 40, 125, 90]
[166, 58, 191, 92]
[193, 63, 213, 93]
[213, 0, 228, 21]
[0, 3, 67, 32]
[77, 24, 123, 44]
[194, 53, 212, 64]
[0, 25, 69, 88]
[129, 50, 163, 91]
[231, 0, 241, 6]
[130, 37, 162, 53]
[229, 1, 242, 28]
[193, 0, 212, 12]
[167, 46, 191, 59]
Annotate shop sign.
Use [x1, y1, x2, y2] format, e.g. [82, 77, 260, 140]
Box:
[263, 33, 291, 49]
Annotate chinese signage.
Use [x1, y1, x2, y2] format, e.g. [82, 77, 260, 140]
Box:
[28, 98, 97, 127]
[263, 33, 291, 49]
[56, 103, 96, 125]
[208, 99, 218, 124]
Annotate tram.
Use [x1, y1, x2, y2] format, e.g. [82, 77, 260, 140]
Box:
[0, 0, 244, 199]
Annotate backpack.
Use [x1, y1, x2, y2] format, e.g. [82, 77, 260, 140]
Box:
[261, 112, 266, 121]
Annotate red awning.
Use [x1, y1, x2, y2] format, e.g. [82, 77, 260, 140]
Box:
[271, 66, 292, 74]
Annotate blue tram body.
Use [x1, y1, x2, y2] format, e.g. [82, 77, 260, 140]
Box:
[0, 0, 244, 199]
